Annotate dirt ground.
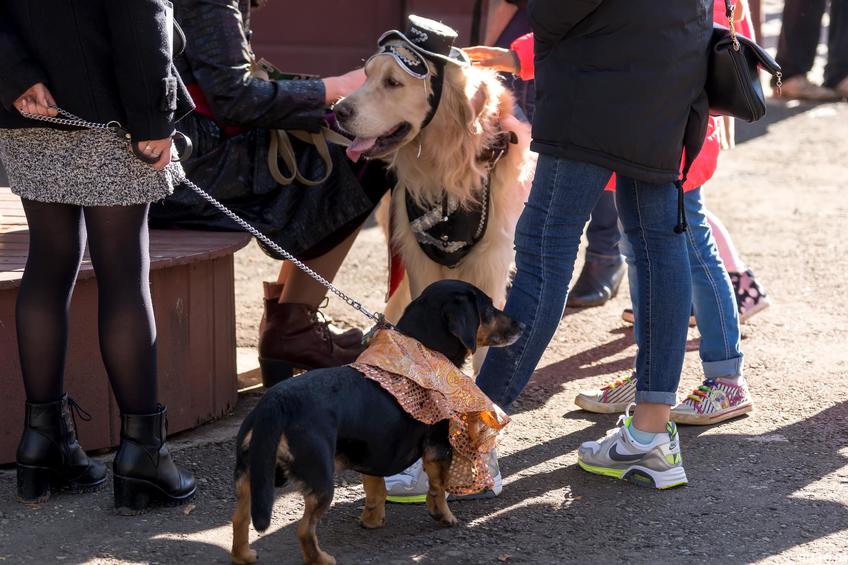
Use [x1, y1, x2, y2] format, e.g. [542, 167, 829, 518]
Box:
[1, 2, 847, 563]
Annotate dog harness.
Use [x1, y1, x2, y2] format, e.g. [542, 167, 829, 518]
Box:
[350, 329, 509, 495]
[405, 129, 518, 268]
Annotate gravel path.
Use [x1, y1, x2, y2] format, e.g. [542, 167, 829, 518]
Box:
[1, 3, 846, 563]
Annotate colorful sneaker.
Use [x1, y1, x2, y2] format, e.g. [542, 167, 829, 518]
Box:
[621, 308, 696, 327]
[671, 377, 753, 425]
[729, 269, 771, 323]
[385, 459, 428, 504]
[577, 405, 688, 490]
[575, 373, 636, 414]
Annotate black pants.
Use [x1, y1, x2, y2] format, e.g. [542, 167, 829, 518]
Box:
[776, 0, 848, 87]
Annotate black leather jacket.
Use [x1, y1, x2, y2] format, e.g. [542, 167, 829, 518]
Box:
[174, 0, 328, 133]
[0, 0, 193, 141]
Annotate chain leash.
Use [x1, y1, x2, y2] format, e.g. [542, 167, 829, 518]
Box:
[19, 108, 387, 327]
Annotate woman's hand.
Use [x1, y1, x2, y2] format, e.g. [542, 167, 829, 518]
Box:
[323, 68, 366, 104]
[14, 83, 59, 117]
[463, 46, 519, 74]
[135, 138, 173, 170]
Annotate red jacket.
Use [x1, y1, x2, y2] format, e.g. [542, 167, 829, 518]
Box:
[509, 0, 753, 192]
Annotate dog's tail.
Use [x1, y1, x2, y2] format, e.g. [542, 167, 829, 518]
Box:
[247, 399, 288, 532]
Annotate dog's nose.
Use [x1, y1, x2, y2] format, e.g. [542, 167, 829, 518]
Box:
[334, 102, 355, 123]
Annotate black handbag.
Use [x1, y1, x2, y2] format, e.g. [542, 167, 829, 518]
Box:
[706, 0, 783, 122]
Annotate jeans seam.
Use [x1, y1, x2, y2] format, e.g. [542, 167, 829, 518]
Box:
[685, 222, 732, 361]
[632, 179, 652, 393]
[499, 157, 561, 404]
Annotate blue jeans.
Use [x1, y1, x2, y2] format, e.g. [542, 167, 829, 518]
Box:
[586, 190, 622, 265]
[621, 188, 743, 380]
[476, 156, 692, 409]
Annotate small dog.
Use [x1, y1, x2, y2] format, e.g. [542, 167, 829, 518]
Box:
[230, 280, 523, 565]
[335, 19, 533, 373]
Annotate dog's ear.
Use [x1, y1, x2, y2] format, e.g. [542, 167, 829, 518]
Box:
[468, 81, 489, 135]
[444, 298, 479, 354]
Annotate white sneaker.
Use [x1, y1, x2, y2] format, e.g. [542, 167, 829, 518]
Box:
[385, 459, 429, 504]
[577, 404, 688, 490]
[384, 451, 504, 503]
[448, 450, 503, 501]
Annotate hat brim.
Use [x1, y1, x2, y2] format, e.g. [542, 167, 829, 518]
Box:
[378, 30, 469, 67]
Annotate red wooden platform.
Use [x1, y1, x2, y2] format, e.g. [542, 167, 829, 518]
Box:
[0, 188, 251, 464]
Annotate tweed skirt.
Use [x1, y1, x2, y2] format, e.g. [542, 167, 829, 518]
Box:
[0, 127, 178, 207]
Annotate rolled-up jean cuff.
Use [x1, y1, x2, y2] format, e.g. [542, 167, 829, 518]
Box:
[585, 250, 624, 266]
[636, 390, 677, 406]
[703, 356, 744, 380]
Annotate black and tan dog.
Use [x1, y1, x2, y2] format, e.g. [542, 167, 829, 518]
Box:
[230, 280, 523, 565]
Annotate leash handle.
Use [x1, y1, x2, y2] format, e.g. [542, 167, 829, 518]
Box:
[18, 107, 387, 328]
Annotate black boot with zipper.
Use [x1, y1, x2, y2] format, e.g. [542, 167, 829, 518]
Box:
[113, 405, 196, 514]
[16, 395, 108, 504]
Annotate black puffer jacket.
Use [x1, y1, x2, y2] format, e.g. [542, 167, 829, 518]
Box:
[528, 0, 712, 184]
[0, 0, 193, 141]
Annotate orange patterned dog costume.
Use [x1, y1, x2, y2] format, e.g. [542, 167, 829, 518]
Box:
[351, 329, 509, 495]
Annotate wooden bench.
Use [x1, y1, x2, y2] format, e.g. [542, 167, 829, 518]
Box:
[0, 187, 251, 464]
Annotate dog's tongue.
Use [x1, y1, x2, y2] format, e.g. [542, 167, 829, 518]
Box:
[346, 137, 378, 162]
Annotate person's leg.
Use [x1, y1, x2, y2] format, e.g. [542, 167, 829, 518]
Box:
[824, 0, 848, 89]
[82, 204, 157, 415]
[16, 200, 86, 402]
[776, 0, 828, 81]
[577, 177, 690, 490]
[567, 191, 625, 308]
[671, 189, 752, 425]
[476, 155, 612, 409]
[279, 225, 361, 306]
[15, 200, 104, 503]
[83, 204, 195, 511]
[684, 190, 743, 375]
[615, 177, 692, 430]
[705, 209, 771, 322]
[705, 210, 747, 273]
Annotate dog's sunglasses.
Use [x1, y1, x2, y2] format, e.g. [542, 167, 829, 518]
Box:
[367, 43, 431, 81]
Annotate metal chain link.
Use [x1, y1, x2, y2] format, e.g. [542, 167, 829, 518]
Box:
[19, 108, 387, 326]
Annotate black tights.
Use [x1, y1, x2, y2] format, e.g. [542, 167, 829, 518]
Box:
[17, 200, 158, 414]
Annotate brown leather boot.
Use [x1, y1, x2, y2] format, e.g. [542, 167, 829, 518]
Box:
[260, 282, 364, 348]
[258, 301, 365, 388]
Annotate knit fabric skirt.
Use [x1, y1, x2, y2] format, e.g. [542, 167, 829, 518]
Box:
[0, 127, 177, 207]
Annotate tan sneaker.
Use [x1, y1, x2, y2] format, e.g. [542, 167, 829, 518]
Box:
[775, 76, 840, 101]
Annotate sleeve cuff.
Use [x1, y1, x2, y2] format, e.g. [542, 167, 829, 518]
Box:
[0, 61, 48, 110]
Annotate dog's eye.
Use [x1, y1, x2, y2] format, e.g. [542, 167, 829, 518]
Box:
[384, 77, 403, 89]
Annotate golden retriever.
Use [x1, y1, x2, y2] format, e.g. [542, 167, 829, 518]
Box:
[336, 40, 533, 371]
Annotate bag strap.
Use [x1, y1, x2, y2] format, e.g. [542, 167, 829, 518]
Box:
[267, 127, 352, 187]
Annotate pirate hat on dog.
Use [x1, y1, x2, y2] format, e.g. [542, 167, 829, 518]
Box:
[370, 16, 468, 129]
[376, 15, 468, 78]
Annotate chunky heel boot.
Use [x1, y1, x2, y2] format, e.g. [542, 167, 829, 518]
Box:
[258, 301, 365, 388]
[260, 282, 364, 349]
[113, 405, 196, 514]
[16, 395, 108, 505]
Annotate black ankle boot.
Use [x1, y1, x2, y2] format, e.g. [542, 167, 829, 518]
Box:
[16, 395, 108, 504]
[566, 258, 627, 308]
[113, 405, 196, 513]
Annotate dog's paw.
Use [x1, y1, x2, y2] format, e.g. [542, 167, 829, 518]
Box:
[428, 510, 459, 528]
[307, 552, 336, 565]
[360, 514, 386, 529]
[231, 548, 258, 564]
[439, 514, 459, 528]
